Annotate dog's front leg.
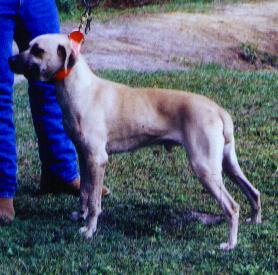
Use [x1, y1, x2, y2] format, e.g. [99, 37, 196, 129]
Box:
[71, 151, 90, 222]
[79, 149, 108, 239]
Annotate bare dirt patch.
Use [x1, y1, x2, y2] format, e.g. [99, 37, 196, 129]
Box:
[64, 1, 277, 71]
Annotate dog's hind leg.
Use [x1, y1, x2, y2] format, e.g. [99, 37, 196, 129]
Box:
[191, 158, 240, 250]
[186, 128, 239, 250]
[223, 139, 261, 224]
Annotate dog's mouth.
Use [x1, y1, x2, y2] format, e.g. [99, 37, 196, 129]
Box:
[9, 55, 42, 80]
[8, 55, 25, 75]
[24, 64, 41, 80]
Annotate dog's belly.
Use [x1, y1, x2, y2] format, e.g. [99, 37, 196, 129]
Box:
[106, 133, 159, 154]
[106, 131, 181, 154]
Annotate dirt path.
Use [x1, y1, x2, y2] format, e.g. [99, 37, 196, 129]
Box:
[61, 1, 278, 71]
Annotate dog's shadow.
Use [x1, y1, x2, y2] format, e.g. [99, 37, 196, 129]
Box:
[98, 202, 225, 238]
[15, 188, 224, 241]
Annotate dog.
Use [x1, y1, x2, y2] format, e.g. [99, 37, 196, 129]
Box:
[9, 34, 261, 250]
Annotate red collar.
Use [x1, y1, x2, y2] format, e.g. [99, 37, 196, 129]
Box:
[54, 30, 84, 81]
[53, 68, 73, 81]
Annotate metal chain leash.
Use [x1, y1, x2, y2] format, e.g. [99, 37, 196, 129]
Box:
[78, 0, 100, 34]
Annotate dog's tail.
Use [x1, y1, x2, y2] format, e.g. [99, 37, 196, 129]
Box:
[219, 108, 247, 180]
[219, 108, 234, 145]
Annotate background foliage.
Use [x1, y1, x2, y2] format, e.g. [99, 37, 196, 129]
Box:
[55, 0, 217, 12]
[56, 0, 161, 12]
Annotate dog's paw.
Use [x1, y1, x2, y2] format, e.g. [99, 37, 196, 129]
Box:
[70, 211, 80, 222]
[84, 230, 94, 240]
[220, 242, 236, 251]
[246, 213, 262, 224]
[70, 209, 88, 222]
[79, 226, 88, 234]
[79, 226, 96, 240]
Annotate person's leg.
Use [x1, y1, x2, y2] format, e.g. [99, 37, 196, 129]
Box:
[15, 0, 79, 190]
[0, 0, 17, 222]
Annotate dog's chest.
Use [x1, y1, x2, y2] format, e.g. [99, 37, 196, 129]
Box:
[56, 86, 84, 140]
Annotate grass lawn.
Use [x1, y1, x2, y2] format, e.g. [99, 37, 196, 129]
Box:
[0, 65, 277, 273]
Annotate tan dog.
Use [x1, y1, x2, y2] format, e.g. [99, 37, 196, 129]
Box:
[9, 34, 261, 250]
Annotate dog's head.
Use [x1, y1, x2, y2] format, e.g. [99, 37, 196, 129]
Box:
[9, 34, 76, 82]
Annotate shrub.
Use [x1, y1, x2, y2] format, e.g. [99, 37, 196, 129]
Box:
[104, 0, 165, 8]
[55, 0, 166, 12]
[239, 43, 257, 65]
[56, 0, 77, 13]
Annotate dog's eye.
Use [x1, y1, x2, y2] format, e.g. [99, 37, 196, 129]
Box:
[30, 44, 45, 59]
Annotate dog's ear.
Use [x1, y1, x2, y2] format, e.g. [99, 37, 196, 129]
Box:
[57, 44, 76, 71]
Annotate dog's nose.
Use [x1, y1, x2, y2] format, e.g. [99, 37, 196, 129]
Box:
[8, 55, 24, 74]
[8, 56, 17, 71]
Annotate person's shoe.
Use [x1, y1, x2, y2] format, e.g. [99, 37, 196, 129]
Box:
[37, 173, 110, 197]
[0, 198, 15, 224]
[37, 173, 79, 196]
[102, 185, 110, 196]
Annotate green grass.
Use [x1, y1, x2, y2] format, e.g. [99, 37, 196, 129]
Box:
[59, 0, 264, 22]
[0, 65, 277, 273]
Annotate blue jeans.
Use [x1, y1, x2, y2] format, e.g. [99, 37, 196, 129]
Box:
[0, 0, 79, 198]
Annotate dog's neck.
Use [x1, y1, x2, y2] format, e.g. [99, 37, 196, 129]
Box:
[55, 55, 99, 93]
